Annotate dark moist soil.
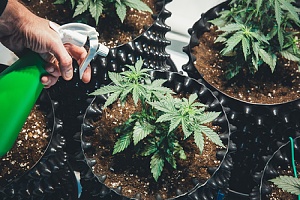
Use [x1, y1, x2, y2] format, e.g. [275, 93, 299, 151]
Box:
[22, 0, 156, 48]
[84, 96, 225, 200]
[93, 0, 156, 48]
[192, 26, 300, 104]
[0, 105, 49, 186]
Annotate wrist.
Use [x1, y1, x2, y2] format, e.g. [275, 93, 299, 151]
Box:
[0, 0, 33, 37]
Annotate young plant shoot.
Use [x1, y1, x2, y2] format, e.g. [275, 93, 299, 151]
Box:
[54, 0, 153, 24]
[90, 57, 225, 181]
[210, 0, 300, 79]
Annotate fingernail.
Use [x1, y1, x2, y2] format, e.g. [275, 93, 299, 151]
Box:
[65, 69, 73, 78]
[43, 79, 51, 86]
[47, 66, 55, 73]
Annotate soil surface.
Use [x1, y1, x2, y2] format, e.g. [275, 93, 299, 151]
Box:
[92, 0, 156, 48]
[0, 105, 49, 186]
[268, 162, 299, 200]
[191, 26, 300, 104]
[83, 96, 225, 200]
[22, 0, 156, 48]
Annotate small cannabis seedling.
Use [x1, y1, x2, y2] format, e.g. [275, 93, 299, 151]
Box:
[210, 0, 300, 79]
[269, 175, 300, 196]
[90, 57, 225, 181]
[54, 0, 153, 24]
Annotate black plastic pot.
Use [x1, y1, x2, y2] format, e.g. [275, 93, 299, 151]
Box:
[249, 136, 300, 200]
[0, 87, 78, 199]
[48, 0, 176, 170]
[182, 1, 300, 198]
[78, 70, 236, 200]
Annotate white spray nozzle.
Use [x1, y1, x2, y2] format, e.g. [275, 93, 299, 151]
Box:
[49, 22, 109, 79]
[96, 43, 110, 57]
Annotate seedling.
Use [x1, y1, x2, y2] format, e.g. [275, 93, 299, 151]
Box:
[90, 57, 225, 181]
[210, 0, 300, 79]
[54, 0, 153, 24]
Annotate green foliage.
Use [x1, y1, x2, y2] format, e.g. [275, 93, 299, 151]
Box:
[90, 58, 225, 181]
[89, 58, 174, 107]
[210, 0, 300, 79]
[269, 175, 300, 195]
[148, 93, 224, 152]
[54, 0, 153, 25]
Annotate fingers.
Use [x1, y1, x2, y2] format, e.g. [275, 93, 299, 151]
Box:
[41, 75, 59, 88]
[50, 44, 74, 81]
[43, 21, 74, 81]
[40, 59, 61, 88]
[40, 52, 57, 65]
[40, 45, 91, 84]
[64, 43, 87, 60]
[45, 61, 61, 77]
[40, 44, 92, 84]
[81, 65, 91, 83]
[64, 43, 91, 83]
[35, 20, 91, 83]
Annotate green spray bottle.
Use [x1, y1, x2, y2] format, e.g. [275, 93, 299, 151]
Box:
[0, 52, 46, 157]
[0, 22, 109, 157]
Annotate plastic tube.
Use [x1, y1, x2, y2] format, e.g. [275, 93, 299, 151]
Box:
[289, 137, 300, 200]
[0, 51, 47, 157]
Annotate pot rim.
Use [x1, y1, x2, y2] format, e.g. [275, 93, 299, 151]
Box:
[80, 69, 235, 199]
[2, 89, 56, 188]
[258, 135, 300, 199]
[183, 0, 300, 106]
[110, 0, 171, 49]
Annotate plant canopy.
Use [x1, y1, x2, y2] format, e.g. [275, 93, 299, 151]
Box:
[210, 0, 300, 79]
[90, 57, 225, 181]
[54, 0, 153, 24]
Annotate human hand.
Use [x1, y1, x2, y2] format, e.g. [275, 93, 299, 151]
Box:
[0, 0, 91, 88]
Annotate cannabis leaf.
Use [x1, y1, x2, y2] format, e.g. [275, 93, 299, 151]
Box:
[90, 57, 150, 107]
[281, 50, 300, 62]
[123, 0, 153, 13]
[56, 0, 152, 24]
[278, 0, 300, 25]
[116, 0, 153, 22]
[73, 0, 89, 17]
[89, 0, 104, 25]
[144, 79, 175, 101]
[173, 140, 186, 160]
[113, 132, 132, 155]
[269, 175, 300, 195]
[133, 121, 155, 145]
[90, 57, 174, 108]
[140, 141, 157, 156]
[92, 59, 225, 181]
[150, 152, 164, 182]
[210, 0, 300, 79]
[149, 93, 225, 153]
[195, 124, 225, 152]
[54, 0, 66, 4]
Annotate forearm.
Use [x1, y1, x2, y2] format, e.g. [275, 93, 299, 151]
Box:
[0, 0, 33, 37]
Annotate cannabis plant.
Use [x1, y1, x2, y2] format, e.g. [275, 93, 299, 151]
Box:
[54, 0, 153, 24]
[90, 57, 225, 181]
[269, 175, 300, 196]
[210, 0, 300, 79]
